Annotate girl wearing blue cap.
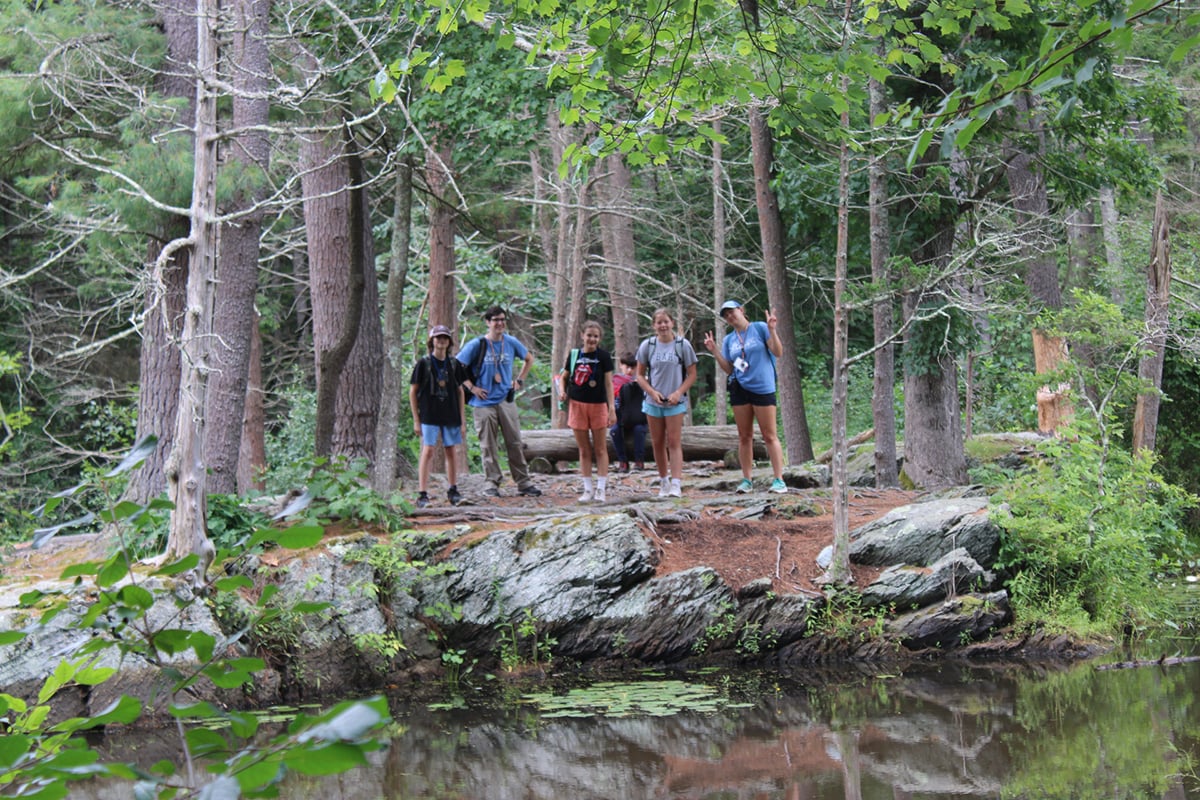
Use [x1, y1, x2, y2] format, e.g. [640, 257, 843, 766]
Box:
[704, 301, 787, 494]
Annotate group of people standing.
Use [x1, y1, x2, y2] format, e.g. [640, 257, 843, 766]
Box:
[409, 300, 787, 508]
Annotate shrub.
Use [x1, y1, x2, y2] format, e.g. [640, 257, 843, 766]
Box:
[992, 416, 1196, 637]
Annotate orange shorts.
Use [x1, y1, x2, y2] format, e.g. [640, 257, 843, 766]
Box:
[567, 400, 610, 431]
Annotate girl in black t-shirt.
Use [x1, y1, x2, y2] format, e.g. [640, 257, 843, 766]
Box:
[557, 320, 616, 503]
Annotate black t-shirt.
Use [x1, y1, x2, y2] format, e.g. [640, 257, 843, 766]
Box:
[563, 348, 614, 404]
[410, 356, 470, 426]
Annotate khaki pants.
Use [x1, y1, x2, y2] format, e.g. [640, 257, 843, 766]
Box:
[472, 400, 532, 490]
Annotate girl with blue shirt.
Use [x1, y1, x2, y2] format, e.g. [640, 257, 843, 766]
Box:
[703, 300, 787, 494]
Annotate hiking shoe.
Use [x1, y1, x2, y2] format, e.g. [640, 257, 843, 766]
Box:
[668, 480, 682, 498]
[769, 478, 788, 494]
[618, 462, 630, 473]
[579, 487, 595, 503]
[735, 478, 754, 494]
[483, 485, 501, 498]
[447, 487, 463, 506]
[594, 486, 606, 503]
[518, 484, 542, 497]
[415, 494, 430, 509]
[634, 462, 645, 471]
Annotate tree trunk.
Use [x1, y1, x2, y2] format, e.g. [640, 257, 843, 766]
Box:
[748, 105, 813, 463]
[163, 0, 219, 575]
[301, 123, 382, 464]
[711, 119, 729, 425]
[205, 0, 270, 495]
[868, 68, 898, 489]
[1098, 186, 1125, 304]
[426, 138, 458, 335]
[521, 425, 765, 462]
[1133, 192, 1171, 454]
[600, 152, 640, 359]
[124, 0, 195, 506]
[901, 223, 967, 489]
[373, 157, 414, 494]
[826, 67, 853, 587]
[237, 315, 266, 493]
[1005, 93, 1061, 310]
[1033, 329, 1073, 434]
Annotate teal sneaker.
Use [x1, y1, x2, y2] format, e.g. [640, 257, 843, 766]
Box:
[769, 478, 787, 494]
[735, 478, 753, 494]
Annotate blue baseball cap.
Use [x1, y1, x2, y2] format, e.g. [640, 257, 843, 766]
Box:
[719, 300, 742, 316]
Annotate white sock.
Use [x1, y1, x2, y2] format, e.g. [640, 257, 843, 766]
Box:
[671, 478, 681, 490]
[597, 476, 607, 490]
[582, 477, 593, 492]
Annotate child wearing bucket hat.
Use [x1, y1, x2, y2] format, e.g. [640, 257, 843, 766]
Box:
[409, 324, 475, 508]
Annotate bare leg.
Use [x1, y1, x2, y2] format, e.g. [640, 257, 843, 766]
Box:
[753, 404, 785, 479]
[648, 416, 668, 479]
[732, 403, 756, 479]
[592, 427, 610, 476]
[573, 428, 594, 478]
[664, 414, 685, 480]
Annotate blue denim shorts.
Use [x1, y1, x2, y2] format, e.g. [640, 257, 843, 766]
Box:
[642, 399, 688, 418]
[421, 424, 464, 447]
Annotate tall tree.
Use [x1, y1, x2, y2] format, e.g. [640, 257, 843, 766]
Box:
[205, 0, 271, 495]
[373, 157, 414, 494]
[600, 152, 640, 358]
[868, 68, 899, 489]
[301, 122, 382, 463]
[163, 0, 220, 572]
[748, 105, 814, 463]
[126, 0, 195, 505]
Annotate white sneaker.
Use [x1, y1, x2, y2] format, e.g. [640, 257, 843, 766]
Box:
[657, 480, 671, 498]
[668, 480, 682, 498]
[579, 488, 594, 503]
[594, 486, 606, 503]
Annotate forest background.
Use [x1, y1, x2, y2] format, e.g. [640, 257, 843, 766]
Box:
[1, 0, 1200, 578]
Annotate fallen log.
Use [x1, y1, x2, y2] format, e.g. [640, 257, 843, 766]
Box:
[519, 424, 766, 463]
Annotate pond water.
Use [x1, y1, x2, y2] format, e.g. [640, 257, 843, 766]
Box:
[275, 656, 1200, 800]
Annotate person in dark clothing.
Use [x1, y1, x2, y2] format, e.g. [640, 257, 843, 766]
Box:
[610, 353, 647, 472]
[409, 324, 474, 508]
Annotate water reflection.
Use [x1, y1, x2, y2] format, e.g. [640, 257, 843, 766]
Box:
[283, 661, 1199, 800]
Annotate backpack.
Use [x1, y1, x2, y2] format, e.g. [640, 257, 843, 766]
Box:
[644, 337, 684, 389]
[556, 348, 580, 410]
[466, 335, 489, 385]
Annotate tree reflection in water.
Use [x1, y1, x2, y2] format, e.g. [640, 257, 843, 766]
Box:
[84, 661, 1200, 799]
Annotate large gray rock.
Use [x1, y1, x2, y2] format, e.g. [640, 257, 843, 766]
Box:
[861, 548, 995, 611]
[850, 497, 1000, 568]
[415, 512, 658, 656]
[886, 591, 1011, 650]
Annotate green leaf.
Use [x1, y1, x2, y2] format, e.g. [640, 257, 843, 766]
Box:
[33, 513, 96, 549]
[118, 585, 155, 612]
[0, 734, 31, 770]
[283, 742, 369, 775]
[98, 553, 131, 588]
[59, 562, 102, 580]
[153, 554, 200, 577]
[0, 630, 26, 645]
[296, 699, 387, 743]
[105, 435, 158, 478]
[214, 575, 254, 592]
[233, 757, 283, 791]
[272, 526, 324, 550]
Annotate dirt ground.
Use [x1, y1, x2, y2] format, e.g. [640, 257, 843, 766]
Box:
[5, 465, 921, 599]
[410, 464, 923, 596]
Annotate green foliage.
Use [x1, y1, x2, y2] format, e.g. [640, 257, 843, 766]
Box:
[2, 440, 391, 797]
[993, 416, 1196, 637]
[496, 607, 556, 671]
[263, 374, 318, 495]
[805, 588, 891, 643]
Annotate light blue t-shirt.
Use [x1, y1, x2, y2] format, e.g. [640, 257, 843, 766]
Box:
[457, 334, 528, 407]
[721, 321, 776, 394]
